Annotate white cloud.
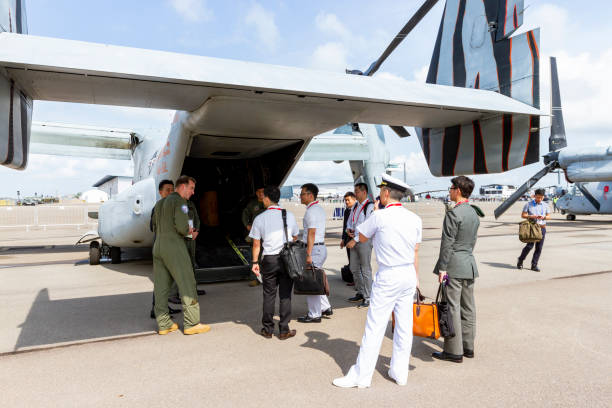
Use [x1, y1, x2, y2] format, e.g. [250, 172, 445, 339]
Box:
[168, 0, 213, 22]
[310, 42, 348, 72]
[412, 65, 428, 82]
[245, 2, 280, 52]
[315, 12, 350, 39]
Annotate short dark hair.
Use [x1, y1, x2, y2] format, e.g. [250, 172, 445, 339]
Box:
[343, 191, 356, 199]
[451, 176, 475, 198]
[382, 186, 405, 201]
[264, 185, 280, 203]
[158, 179, 173, 191]
[175, 175, 196, 188]
[355, 182, 368, 193]
[301, 183, 319, 199]
[534, 188, 545, 196]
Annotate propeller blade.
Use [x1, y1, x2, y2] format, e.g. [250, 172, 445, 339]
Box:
[494, 162, 557, 219]
[549, 57, 568, 151]
[390, 125, 411, 138]
[575, 183, 601, 211]
[363, 0, 440, 76]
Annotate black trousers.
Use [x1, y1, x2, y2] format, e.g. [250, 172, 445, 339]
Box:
[261, 255, 293, 334]
[346, 247, 351, 263]
[519, 227, 546, 266]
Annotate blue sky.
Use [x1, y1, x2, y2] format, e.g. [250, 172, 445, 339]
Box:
[1, 0, 611, 197]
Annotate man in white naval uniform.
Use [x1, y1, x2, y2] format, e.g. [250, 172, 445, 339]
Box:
[345, 183, 375, 307]
[297, 183, 332, 323]
[333, 174, 421, 388]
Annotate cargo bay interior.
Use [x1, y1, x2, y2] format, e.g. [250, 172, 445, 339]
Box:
[181, 134, 304, 282]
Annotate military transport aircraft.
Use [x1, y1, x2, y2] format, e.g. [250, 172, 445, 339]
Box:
[555, 182, 612, 221]
[494, 56, 612, 219]
[0, 0, 543, 281]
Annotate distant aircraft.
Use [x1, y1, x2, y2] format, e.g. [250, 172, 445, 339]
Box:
[0, 0, 543, 280]
[556, 182, 612, 220]
[495, 56, 612, 218]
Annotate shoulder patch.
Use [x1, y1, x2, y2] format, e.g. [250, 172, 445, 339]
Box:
[181, 204, 189, 214]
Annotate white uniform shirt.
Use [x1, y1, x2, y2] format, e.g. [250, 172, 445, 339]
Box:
[249, 206, 299, 255]
[357, 203, 422, 268]
[302, 201, 326, 243]
[346, 198, 374, 241]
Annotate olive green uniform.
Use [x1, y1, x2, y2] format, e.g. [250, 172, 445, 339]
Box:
[152, 192, 200, 331]
[242, 197, 265, 231]
[185, 200, 200, 267]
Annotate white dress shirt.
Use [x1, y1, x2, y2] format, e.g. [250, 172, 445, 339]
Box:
[302, 200, 326, 243]
[249, 206, 299, 255]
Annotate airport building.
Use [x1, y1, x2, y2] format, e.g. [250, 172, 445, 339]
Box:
[479, 184, 517, 200]
[92, 175, 133, 199]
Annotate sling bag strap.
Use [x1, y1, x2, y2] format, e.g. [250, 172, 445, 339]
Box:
[281, 209, 288, 245]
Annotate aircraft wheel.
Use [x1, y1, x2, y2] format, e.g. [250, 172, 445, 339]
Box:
[560, 210, 566, 215]
[566, 214, 576, 221]
[89, 242, 101, 265]
[110, 246, 122, 264]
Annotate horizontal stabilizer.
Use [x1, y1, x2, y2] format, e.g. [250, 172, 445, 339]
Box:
[301, 135, 369, 161]
[0, 33, 541, 128]
[29, 122, 133, 160]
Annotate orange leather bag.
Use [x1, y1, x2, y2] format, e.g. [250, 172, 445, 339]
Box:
[391, 288, 440, 339]
[412, 288, 440, 339]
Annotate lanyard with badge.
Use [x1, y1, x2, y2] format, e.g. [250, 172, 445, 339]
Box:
[352, 200, 369, 224]
[385, 203, 402, 209]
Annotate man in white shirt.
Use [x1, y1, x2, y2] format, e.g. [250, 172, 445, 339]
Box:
[297, 183, 332, 323]
[346, 182, 374, 307]
[249, 186, 299, 340]
[334, 174, 421, 388]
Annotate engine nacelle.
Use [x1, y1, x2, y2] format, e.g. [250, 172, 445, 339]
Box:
[565, 160, 612, 182]
[98, 177, 157, 247]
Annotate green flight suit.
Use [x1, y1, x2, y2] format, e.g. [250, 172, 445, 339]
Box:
[241, 197, 265, 230]
[185, 200, 200, 267]
[152, 192, 200, 331]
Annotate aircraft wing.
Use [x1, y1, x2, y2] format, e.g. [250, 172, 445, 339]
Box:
[0, 33, 541, 132]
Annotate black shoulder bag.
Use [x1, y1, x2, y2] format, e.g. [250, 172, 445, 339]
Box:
[279, 209, 307, 280]
[436, 283, 456, 338]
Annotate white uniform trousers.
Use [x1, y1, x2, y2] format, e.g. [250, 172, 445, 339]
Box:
[345, 264, 416, 387]
[307, 245, 331, 318]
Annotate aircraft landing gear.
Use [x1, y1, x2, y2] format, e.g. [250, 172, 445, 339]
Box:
[89, 241, 101, 265]
[566, 214, 576, 221]
[89, 242, 122, 264]
[110, 246, 122, 264]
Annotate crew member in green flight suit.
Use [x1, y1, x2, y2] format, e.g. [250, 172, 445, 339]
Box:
[152, 175, 210, 335]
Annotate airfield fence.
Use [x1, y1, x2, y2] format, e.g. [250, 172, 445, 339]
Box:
[0, 204, 99, 231]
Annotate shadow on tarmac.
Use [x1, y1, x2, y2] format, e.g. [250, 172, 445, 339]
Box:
[481, 261, 519, 270]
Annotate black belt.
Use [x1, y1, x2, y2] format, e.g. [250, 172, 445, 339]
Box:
[314, 242, 325, 246]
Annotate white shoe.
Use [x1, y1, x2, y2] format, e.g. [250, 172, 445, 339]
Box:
[332, 376, 369, 389]
[388, 369, 407, 386]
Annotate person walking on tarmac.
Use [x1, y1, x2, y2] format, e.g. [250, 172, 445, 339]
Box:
[242, 186, 265, 287]
[333, 174, 421, 388]
[184, 199, 206, 295]
[149, 179, 181, 319]
[297, 183, 332, 323]
[249, 185, 299, 340]
[152, 175, 210, 335]
[345, 183, 375, 307]
[517, 188, 551, 272]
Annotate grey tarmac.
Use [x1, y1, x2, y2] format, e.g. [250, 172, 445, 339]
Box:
[0, 201, 610, 407]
